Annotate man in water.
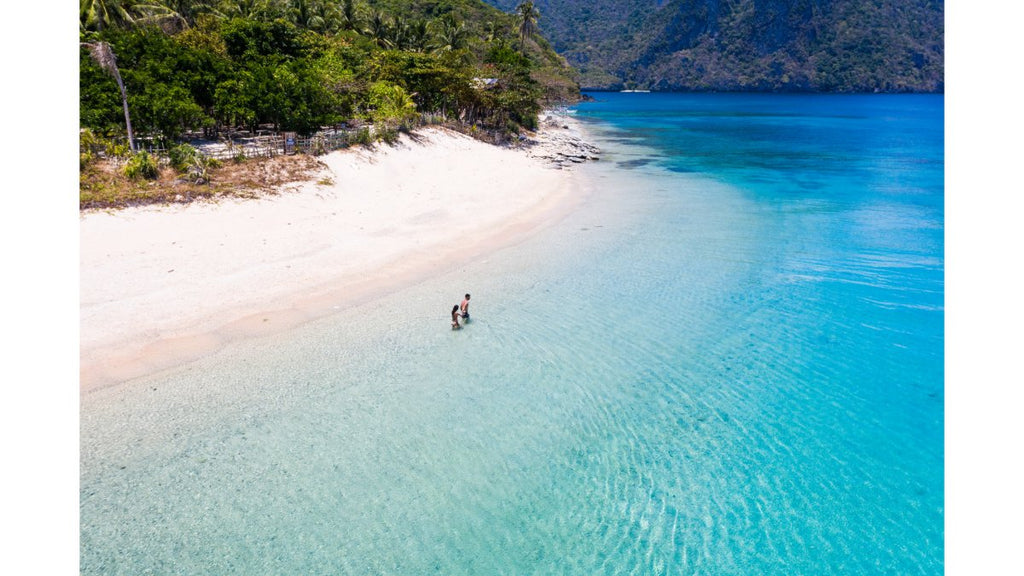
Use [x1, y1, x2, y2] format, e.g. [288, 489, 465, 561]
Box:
[460, 293, 471, 322]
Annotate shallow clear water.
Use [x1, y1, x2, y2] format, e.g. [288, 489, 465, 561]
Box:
[81, 93, 944, 574]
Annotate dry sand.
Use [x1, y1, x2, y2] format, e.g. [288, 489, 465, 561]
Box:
[80, 123, 592, 391]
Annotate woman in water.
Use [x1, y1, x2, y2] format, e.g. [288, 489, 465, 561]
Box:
[451, 304, 462, 330]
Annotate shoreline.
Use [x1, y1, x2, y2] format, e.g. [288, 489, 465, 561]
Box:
[80, 117, 597, 393]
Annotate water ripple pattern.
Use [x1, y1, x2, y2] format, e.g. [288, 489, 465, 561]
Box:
[81, 94, 943, 575]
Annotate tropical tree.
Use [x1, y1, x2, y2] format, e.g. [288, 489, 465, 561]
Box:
[339, 0, 360, 32]
[389, 16, 410, 50]
[366, 81, 417, 125]
[407, 20, 430, 53]
[481, 19, 501, 43]
[150, 0, 221, 27]
[82, 0, 209, 31]
[82, 41, 137, 151]
[308, 0, 341, 33]
[218, 0, 274, 20]
[433, 14, 467, 54]
[213, 76, 257, 131]
[133, 82, 207, 141]
[80, 0, 137, 32]
[128, 2, 191, 33]
[365, 10, 390, 48]
[79, 0, 572, 147]
[515, 1, 539, 51]
[287, 0, 332, 32]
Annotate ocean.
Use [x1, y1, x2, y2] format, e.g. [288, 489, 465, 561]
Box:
[80, 93, 944, 574]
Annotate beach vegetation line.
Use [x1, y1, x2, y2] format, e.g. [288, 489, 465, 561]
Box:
[122, 150, 161, 180]
[80, 1, 582, 208]
[80, 0, 579, 149]
[79, 138, 322, 209]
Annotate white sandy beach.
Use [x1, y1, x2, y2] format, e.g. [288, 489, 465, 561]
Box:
[80, 122, 592, 391]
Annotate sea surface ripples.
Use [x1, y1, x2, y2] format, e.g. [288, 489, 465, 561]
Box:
[82, 94, 943, 574]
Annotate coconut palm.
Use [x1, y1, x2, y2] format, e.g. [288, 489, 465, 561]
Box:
[218, 0, 273, 20]
[365, 10, 391, 48]
[81, 0, 205, 30]
[389, 16, 410, 50]
[433, 13, 467, 53]
[82, 41, 136, 152]
[131, 2, 187, 31]
[407, 20, 430, 52]
[286, 0, 339, 31]
[515, 1, 539, 51]
[308, 0, 341, 33]
[287, 0, 317, 29]
[80, 0, 136, 32]
[339, 0, 360, 31]
[481, 19, 501, 43]
[155, 0, 214, 25]
[386, 17, 427, 51]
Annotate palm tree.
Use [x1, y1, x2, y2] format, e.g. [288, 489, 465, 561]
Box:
[286, 0, 341, 31]
[340, 0, 360, 32]
[287, 0, 314, 28]
[131, 1, 186, 31]
[365, 10, 391, 48]
[158, 0, 230, 25]
[515, 1, 539, 51]
[433, 14, 467, 53]
[407, 20, 430, 52]
[81, 0, 202, 31]
[390, 16, 410, 50]
[218, 0, 272, 20]
[153, 0, 215, 26]
[80, 0, 136, 32]
[82, 41, 136, 152]
[308, 0, 341, 33]
[481, 19, 501, 43]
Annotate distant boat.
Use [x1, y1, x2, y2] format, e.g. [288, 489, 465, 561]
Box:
[620, 89, 651, 93]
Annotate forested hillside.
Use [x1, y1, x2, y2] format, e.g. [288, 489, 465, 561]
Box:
[79, 0, 579, 147]
[483, 0, 944, 92]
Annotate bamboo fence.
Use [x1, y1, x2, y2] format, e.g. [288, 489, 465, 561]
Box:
[130, 125, 385, 162]
[100, 113, 456, 163]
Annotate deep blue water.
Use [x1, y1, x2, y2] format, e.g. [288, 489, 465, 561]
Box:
[81, 93, 944, 574]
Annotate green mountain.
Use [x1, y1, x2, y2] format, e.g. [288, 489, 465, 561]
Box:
[484, 0, 944, 92]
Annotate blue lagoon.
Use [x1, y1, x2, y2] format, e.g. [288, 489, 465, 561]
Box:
[81, 93, 944, 574]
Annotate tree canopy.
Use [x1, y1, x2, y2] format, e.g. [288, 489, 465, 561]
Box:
[80, 0, 580, 144]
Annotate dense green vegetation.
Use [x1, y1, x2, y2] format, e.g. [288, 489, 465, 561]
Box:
[483, 0, 943, 92]
[80, 0, 580, 150]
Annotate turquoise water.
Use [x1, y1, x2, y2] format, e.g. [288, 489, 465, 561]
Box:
[80, 93, 944, 574]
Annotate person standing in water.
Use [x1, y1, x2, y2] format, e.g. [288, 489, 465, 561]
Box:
[460, 293, 471, 322]
[451, 304, 462, 330]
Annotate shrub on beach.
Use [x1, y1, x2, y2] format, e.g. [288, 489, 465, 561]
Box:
[168, 144, 199, 172]
[353, 127, 374, 145]
[123, 151, 160, 180]
[167, 144, 221, 183]
[398, 118, 418, 133]
[184, 154, 217, 184]
[105, 140, 132, 159]
[366, 81, 418, 126]
[80, 129, 100, 170]
[379, 127, 400, 145]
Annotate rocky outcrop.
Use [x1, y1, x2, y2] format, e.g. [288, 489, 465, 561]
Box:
[521, 115, 602, 170]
